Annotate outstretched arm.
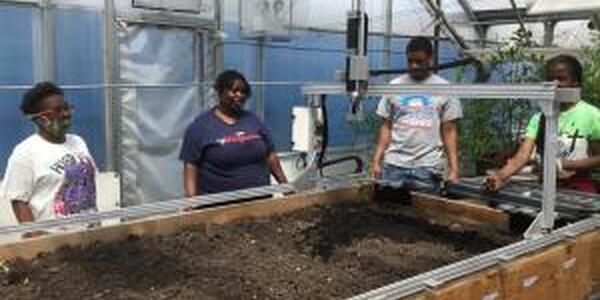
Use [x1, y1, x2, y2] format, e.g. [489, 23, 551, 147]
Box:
[485, 138, 536, 191]
[441, 120, 459, 183]
[371, 118, 392, 178]
[267, 152, 288, 184]
[562, 141, 600, 171]
[183, 162, 199, 197]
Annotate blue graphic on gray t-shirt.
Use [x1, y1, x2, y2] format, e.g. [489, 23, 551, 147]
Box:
[394, 95, 436, 129]
[376, 74, 463, 169]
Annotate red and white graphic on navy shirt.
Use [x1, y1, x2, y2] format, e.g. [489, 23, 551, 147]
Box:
[217, 131, 261, 145]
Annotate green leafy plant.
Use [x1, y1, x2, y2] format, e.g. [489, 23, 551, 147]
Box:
[581, 32, 600, 182]
[458, 29, 545, 175]
[582, 33, 600, 108]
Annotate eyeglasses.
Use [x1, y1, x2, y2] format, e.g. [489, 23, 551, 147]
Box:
[29, 103, 74, 119]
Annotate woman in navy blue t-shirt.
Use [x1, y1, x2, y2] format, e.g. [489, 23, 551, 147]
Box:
[179, 70, 288, 196]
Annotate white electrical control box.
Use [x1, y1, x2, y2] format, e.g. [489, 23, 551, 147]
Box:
[291, 107, 314, 152]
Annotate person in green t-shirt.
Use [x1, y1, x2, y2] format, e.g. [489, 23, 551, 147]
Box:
[485, 55, 600, 193]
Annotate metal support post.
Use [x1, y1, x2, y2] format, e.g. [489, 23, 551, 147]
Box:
[32, 0, 55, 82]
[103, 0, 119, 172]
[383, 0, 393, 82]
[433, 0, 441, 71]
[256, 37, 265, 119]
[213, 0, 225, 78]
[541, 92, 560, 231]
[543, 20, 556, 47]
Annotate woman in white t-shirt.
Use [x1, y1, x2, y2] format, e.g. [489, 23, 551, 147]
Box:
[1, 82, 97, 235]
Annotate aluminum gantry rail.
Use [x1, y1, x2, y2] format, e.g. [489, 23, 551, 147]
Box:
[0, 184, 295, 236]
[348, 216, 599, 300]
[302, 82, 580, 234]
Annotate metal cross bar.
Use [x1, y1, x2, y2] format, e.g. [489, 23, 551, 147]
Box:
[0, 81, 310, 91]
[0, 184, 295, 236]
[301, 82, 580, 234]
[301, 83, 578, 101]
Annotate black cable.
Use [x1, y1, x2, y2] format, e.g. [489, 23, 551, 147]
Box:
[316, 95, 364, 176]
[536, 114, 545, 158]
[370, 56, 491, 82]
[316, 95, 328, 177]
[224, 40, 410, 55]
[319, 156, 364, 175]
[509, 0, 528, 37]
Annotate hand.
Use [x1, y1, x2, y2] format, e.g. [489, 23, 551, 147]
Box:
[446, 170, 459, 184]
[556, 159, 576, 180]
[371, 162, 382, 179]
[484, 173, 505, 192]
[534, 160, 575, 180]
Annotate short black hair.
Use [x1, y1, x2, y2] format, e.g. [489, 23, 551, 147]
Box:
[545, 54, 582, 84]
[214, 70, 252, 98]
[20, 82, 64, 115]
[406, 36, 433, 57]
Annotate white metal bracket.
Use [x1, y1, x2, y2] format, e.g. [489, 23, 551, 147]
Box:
[524, 211, 558, 239]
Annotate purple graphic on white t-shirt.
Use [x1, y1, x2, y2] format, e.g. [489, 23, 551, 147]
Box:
[53, 156, 96, 216]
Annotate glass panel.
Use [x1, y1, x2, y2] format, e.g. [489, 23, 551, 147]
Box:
[554, 20, 594, 48]
[487, 23, 545, 45]
[393, 0, 435, 36]
[0, 5, 34, 176]
[442, 0, 479, 42]
[54, 8, 106, 169]
[469, 0, 527, 11]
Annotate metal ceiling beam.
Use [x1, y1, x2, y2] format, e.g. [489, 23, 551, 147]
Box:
[474, 8, 594, 25]
[509, 0, 528, 34]
[418, 0, 470, 50]
[455, 0, 487, 41]
[455, 0, 477, 21]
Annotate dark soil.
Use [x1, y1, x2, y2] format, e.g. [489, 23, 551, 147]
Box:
[0, 201, 518, 300]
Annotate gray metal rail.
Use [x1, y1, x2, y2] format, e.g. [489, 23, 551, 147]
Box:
[0, 184, 295, 236]
[302, 82, 580, 233]
[348, 216, 599, 300]
[447, 178, 600, 217]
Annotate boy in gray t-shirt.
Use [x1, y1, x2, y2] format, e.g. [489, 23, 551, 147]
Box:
[371, 37, 462, 192]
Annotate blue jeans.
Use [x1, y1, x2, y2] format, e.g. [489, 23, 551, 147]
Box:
[381, 164, 441, 193]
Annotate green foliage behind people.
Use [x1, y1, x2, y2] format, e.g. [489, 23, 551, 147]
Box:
[458, 29, 545, 175]
[582, 33, 600, 108]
